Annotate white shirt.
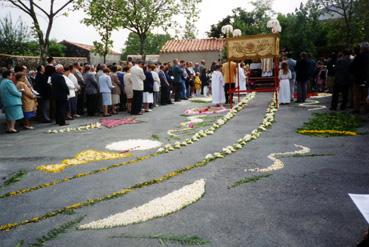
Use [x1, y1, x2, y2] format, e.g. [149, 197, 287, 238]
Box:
[68, 73, 80, 92]
[152, 71, 161, 92]
[130, 65, 146, 91]
[63, 75, 76, 98]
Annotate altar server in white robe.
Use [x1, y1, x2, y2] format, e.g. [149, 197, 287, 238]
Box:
[279, 62, 292, 104]
[211, 65, 226, 106]
[238, 63, 247, 92]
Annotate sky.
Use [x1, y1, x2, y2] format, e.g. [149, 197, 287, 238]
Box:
[0, 0, 307, 52]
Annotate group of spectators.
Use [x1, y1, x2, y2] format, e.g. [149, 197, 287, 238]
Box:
[278, 42, 369, 114]
[0, 57, 213, 133]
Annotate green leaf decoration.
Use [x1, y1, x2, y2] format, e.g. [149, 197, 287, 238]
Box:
[228, 174, 272, 189]
[2, 170, 27, 187]
[297, 112, 363, 136]
[111, 233, 210, 246]
[28, 216, 85, 247]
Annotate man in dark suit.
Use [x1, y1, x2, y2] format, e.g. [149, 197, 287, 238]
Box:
[51, 64, 69, 126]
[295, 52, 311, 103]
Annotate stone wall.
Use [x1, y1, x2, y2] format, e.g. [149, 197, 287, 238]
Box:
[0, 54, 87, 70]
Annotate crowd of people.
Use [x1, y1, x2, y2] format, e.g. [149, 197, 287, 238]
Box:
[1, 41, 369, 134]
[0, 57, 219, 133]
[278, 42, 369, 114]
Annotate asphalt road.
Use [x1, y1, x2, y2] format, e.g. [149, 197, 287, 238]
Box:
[0, 93, 368, 247]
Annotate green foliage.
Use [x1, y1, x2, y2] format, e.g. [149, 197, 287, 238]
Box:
[181, 0, 202, 39]
[28, 216, 85, 247]
[300, 112, 362, 132]
[151, 134, 161, 141]
[82, 0, 120, 62]
[122, 32, 171, 59]
[115, 0, 180, 56]
[208, 0, 273, 38]
[228, 174, 272, 189]
[111, 233, 210, 246]
[0, 15, 34, 55]
[48, 40, 66, 57]
[2, 170, 27, 187]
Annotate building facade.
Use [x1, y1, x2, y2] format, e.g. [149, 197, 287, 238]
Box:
[60, 40, 121, 65]
[159, 39, 225, 64]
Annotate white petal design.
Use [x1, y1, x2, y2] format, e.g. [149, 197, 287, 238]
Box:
[299, 100, 327, 111]
[78, 179, 206, 230]
[105, 139, 162, 151]
[247, 144, 311, 173]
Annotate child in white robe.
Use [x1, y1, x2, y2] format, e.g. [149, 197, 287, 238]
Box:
[211, 65, 226, 106]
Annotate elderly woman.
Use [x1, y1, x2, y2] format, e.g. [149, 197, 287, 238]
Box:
[0, 69, 23, 133]
[110, 65, 121, 114]
[98, 67, 113, 117]
[123, 66, 133, 113]
[16, 72, 37, 130]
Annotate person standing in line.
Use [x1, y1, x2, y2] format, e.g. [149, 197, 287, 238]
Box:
[117, 65, 127, 111]
[16, 72, 37, 130]
[295, 52, 310, 103]
[143, 66, 154, 112]
[0, 69, 23, 133]
[172, 59, 184, 102]
[151, 64, 161, 107]
[279, 62, 292, 104]
[130, 61, 146, 115]
[63, 66, 77, 120]
[123, 66, 133, 113]
[199, 60, 208, 95]
[98, 67, 113, 117]
[51, 64, 69, 126]
[83, 65, 99, 116]
[330, 50, 352, 111]
[194, 72, 202, 97]
[35, 65, 51, 123]
[159, 65, 172, 105]
[222, 60, 237, 104]
[73, 63, 85, 116]
[211, 65, 226, 106]
[287, 56, 297, 101]
[67, 65, 80, 119]
[110, 65, 121, 115]
[350, 42, 369, 114]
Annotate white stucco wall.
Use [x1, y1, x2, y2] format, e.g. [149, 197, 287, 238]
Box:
[90, 54, 121, 65]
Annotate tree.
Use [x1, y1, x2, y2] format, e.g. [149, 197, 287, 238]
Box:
[181, 0, 202, 39]
[81, 0, 120, 63]
[0, 15, 33, 55]
[208, 0, 274, 38]
[116, 0, 180, 57]
[48, 40, 66, 57]
[3, 0, 76, 63]
[314, 0, 356, 46]
[122, 32, 171, 59]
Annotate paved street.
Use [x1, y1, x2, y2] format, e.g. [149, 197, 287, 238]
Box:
[0, 93, 368, 247]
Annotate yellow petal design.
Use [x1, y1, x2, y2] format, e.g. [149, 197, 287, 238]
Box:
[37, 150, 132, 173]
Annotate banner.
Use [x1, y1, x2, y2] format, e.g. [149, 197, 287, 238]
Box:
[227, 34, 279, 61]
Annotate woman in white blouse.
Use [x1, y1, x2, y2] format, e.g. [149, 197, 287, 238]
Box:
[279, 62, 292, 104]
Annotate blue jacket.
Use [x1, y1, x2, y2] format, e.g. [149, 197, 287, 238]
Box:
[0, 79, 22, 108]
[98, 73, 113, 93]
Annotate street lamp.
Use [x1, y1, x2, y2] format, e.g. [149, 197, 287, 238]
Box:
[221, 24, 234, 38]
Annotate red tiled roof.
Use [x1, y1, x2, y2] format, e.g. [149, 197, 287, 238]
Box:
[160, 38, 225, 53]
[60, 40, 121, 55]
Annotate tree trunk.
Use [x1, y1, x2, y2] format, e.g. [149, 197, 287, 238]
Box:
[139, 34, 147, 62]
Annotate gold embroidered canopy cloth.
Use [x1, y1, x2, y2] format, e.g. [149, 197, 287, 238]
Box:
[226, 34, 280, 61]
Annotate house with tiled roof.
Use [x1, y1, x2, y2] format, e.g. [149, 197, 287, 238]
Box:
[60, 40, 121, 65]
[159, 38, 225, 64]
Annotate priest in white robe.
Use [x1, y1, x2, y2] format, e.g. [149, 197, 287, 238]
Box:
[211, 65, 226, 106]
